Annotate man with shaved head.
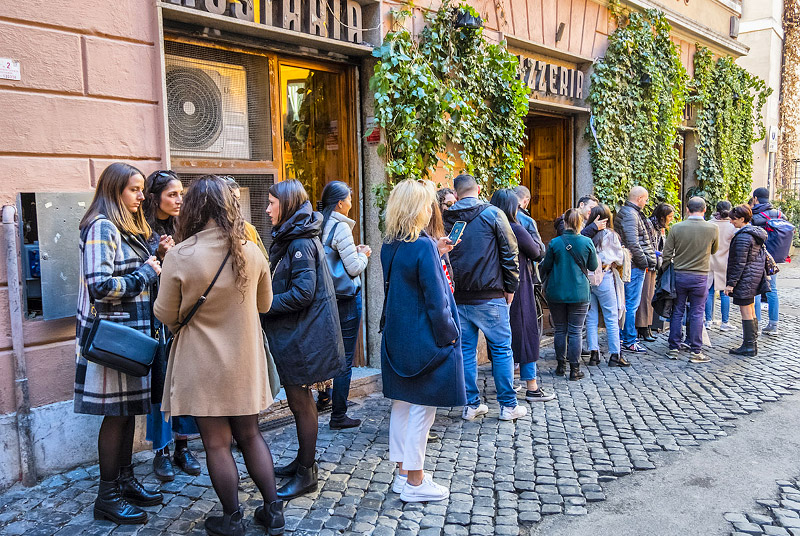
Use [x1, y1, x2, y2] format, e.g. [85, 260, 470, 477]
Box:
[615, 186, 657, 353]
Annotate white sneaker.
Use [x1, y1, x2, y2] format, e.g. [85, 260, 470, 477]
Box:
[399, 475, 449, 502]
[392, 473, 407, 494]
[719, 322, 734, 332]
[462, 404, 489, 421]
[499, 404, 527, 421]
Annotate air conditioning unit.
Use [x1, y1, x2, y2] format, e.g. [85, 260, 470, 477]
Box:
[165, 54, 250, 160]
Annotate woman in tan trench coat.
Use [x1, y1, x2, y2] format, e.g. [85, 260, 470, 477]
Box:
[154, 176, 284, 536]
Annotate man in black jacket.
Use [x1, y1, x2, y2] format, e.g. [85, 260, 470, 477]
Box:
[554, 195, 607, 238]
[750, 187, 782, 334]
[615, 186, 657, 353]
[443, 174, 526, 423]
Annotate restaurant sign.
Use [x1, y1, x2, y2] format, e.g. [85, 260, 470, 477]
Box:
[517, 56, 585, 101]
[166, 0, 364, 43]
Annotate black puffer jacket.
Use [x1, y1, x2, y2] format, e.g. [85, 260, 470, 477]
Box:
[264, 201, 345, 386]
[616, 202, 657, 270]
[443, 197, 520, 303]
[726, 225, 771, 301]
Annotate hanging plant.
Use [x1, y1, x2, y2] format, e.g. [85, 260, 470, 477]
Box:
[368, 1, 529, 209]
[689, 47, 772, 205]
[587, 9, 688, 209]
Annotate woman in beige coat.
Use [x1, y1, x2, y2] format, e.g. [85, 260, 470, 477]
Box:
[707, 201, 736, 331]
[154, 176, 283, 536]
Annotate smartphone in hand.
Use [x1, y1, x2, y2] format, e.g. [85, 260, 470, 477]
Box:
[448, 221, 467, 244]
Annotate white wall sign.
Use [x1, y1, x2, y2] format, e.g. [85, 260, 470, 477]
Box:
[768, 126, 779, 153]
[0, 58, 21, 81]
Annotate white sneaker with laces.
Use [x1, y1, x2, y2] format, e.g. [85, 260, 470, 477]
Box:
[462, 404, 489, 421]
[392, 473, 407, 494]
[400, 475, 449, 502]
[499, 404, 527, 421]
[719, 322, 734, 332]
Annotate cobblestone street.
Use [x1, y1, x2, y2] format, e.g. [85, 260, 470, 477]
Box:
[2, 266, 800, 536]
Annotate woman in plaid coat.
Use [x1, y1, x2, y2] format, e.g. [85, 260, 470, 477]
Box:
[75, 163, 169, 525]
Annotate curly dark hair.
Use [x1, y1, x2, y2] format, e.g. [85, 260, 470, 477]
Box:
[175, 175, 249, 294]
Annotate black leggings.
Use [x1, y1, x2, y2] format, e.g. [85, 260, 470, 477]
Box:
[284, 385, 318, 468]
[195, 415, 278, 514]
[97, 415, 136, 481]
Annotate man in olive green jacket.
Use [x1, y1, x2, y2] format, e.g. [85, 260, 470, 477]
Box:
[661, 197, 719, 362]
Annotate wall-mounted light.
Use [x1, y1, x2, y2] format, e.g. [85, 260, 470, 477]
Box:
[555, 22, 566, 43]
[455, 8, 483, 30]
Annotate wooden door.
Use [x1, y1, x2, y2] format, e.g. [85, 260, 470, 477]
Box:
[521, 116, 571, 244]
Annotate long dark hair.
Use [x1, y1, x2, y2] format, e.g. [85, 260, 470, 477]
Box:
[269, 180, 309, 229]
[80, 162, 151, 237]
[587, 204, 613, 247]
[144, 170, 180, 236]
[489, 188, 519, 224]
[651, 203, 675, 229]
[320, 181, 351, 231]
[176, 175, 248, 293]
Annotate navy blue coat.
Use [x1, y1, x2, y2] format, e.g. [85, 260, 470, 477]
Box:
[380, 234, 466, 407]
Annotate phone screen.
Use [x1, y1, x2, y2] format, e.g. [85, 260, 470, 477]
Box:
[448, 221, 467, 244]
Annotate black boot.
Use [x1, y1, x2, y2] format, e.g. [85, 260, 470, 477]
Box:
[276, 463, 318, 500]
[119, 464, 163, 507]
[255, 500, 285, 535]
[205, 507, 245, 536]
[588, 350, 600, 366]
[643, 327, 657, 342]
[608, 353, 631, 367]
[173, 443, 202, 476]
[94, 479, 147, 524]
[730, 320, 757, 357]
[329, 415, 362, 430]
[569, 363, 584, 381]
[555, 359, 566, 376]
[274, 458, 299, 478]
[153, 447, 176, 482]
[637, 327, 649, 342]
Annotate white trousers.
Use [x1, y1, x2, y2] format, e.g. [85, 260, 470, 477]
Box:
[388, 400, 436, 471]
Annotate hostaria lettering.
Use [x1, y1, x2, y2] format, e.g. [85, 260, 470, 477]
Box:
[517, 56, 585, 101]
[167, 0, 364, 42]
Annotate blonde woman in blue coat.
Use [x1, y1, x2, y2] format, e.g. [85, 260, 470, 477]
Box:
[381, 179, 466, 503]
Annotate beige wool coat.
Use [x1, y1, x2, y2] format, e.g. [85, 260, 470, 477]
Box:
[154, 223, 273, 418]
[709, 218, 737, 291]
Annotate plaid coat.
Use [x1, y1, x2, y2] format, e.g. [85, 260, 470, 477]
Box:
[74, 215, 159, 416]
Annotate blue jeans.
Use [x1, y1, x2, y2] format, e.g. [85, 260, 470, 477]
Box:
[457, 298, 517, 408]
[669, 272, 709, 353]
[146, 406, 199, 451]
[755, 274, 779, 324]
[519, 361, 537, 381]
[587, 271, 621, 354]
[332, 293, 362, 418]
[550, 302, 590, 365]
[705, 284, 730, 323]
[622, 267, 646, 345]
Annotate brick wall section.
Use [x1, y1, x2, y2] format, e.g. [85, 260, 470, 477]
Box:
[0, 1, 166, 414]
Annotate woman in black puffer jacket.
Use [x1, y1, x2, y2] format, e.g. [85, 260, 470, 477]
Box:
[725, 204, 771, 356]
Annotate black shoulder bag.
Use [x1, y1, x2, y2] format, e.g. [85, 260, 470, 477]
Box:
[164, 252, 231, 356]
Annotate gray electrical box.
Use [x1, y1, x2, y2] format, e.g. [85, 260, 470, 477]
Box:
[32, 192, 94, 320]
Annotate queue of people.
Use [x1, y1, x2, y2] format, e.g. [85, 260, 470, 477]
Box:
[75, 163, 786, 533]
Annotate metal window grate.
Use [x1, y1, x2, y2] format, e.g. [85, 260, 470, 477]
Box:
[178, 174, 275, 250]
[165, 41, 272, 161]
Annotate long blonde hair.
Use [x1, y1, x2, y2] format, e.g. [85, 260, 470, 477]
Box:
[385, 180, 435, 242]
[80, 162, 152, 237]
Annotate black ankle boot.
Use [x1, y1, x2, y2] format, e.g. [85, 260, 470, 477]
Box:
[274, 458, 299, 478]
[173, 444, 202, 476]
[276, 463, 318, 500]
[608, 353, 630, 367]
[643, 328, 657, 342]
[255, 500, 285, 535]
[730, 320, 757, 356]
[153, 447, 175, 482]
[329, 415, 362, 430]
[555, 360, 566, 376]
[94, 479, 147, 524]
[119, 464, 162, 507]
[588, 350, 600, 366]
[205, 507, 245, 536]
[569, 363, 584, 381]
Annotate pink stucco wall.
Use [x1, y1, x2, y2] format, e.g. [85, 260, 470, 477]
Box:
[0, 1, 166, 414]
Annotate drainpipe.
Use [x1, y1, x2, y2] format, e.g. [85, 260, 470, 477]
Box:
[3, 205, 37, 486]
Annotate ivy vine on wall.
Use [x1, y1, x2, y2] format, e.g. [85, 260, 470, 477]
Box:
[368, 1, 529, 207]
[587, 8, 688, 209]
[689, 47, 772, 205]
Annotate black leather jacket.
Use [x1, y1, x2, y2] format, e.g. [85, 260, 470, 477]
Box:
[443, 197, 520, 303]
[616, 202, 657, 270]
